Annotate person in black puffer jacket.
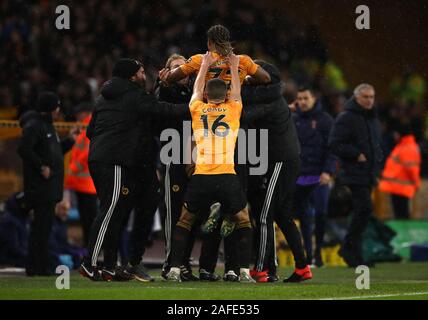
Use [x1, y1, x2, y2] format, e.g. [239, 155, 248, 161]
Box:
[242, 61, 310, 283]
[329, 83, 383, 267]
[81, 59, 189, 281]
[18, 92, 75, 276]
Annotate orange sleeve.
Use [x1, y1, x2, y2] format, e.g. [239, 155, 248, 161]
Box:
[180, 54, 203, 76]
[226, 101, 243, 115]
[240, 55, 259, 76]
[407, 165, 421, 188]
[230, 100, 243, 109]
[189, 100, 203, 113]
[400, 146, 421, 165]
[400, 146, 421, 187]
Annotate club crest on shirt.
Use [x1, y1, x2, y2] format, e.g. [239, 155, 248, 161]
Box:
[121, 186, 129, 195]
[311, 120, 317, 129]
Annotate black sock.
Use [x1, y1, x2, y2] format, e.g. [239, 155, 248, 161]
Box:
[235, 221, 252, 269]
[277, 217, 307, 269]
[170, 222, 192, 268]
[224, 231, 239, 273]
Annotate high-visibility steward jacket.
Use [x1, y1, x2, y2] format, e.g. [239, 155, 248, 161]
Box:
[65, 115, 96, 194]
[379, 135, 421, 198]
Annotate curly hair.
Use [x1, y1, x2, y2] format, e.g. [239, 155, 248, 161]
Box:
[207, 25, 233, 56]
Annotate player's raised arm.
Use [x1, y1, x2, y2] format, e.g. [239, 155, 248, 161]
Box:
[190, 52, 217, 104]
[159, 66, 187, 85]
[245, 65, 271, 85]
[228, 53, 241, 102]
[160, 54, 201, 86]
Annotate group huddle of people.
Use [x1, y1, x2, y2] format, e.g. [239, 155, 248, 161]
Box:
[17, 25, 421, 283]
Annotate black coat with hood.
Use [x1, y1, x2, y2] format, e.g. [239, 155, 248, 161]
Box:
[18, 111, 74, 205]
[152, 78, 193, 168]
[87, 77, 189, 168]
[328, 97, 383, 186]
[242, 62, 300, 163]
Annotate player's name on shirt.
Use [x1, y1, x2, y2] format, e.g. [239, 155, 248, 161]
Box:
[202, 107, 227, 113]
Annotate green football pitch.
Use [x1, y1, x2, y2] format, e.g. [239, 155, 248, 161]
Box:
[0, 262, 427, 300]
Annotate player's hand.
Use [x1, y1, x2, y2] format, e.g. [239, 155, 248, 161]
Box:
[41, 165, 51, 179]
[289, 100, 298, 112]
[320, 172, 332, 185]
[228, 53, 239, 69]
[201, 51, 217, 67]
[159, 68, 171, 86]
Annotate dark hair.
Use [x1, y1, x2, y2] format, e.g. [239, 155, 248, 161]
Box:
[397, 120, 413, 136]
[207, 25, 233, 56]
[254, 60, 281, 84]
[36, 91, 60, 112]
[73, 102, 93, 115]
[297, 86, 316, 96]
[206, 78, 227, 102]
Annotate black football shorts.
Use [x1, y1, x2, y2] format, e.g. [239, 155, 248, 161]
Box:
[183, 174, 247, 217]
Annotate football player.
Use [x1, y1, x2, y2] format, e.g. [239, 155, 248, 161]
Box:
[166, 52, 254, 283]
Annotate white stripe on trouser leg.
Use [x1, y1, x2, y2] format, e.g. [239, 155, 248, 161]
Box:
[91, 165, 117, 266]
[92, 165, 121, 266]
[274, 225, 278, 267]
[164, 163, 172, 263]
[257, 164, 280, 271]
[258, 163, 281, 271]
[91, 165, 121, 266]
[258, 163, 282, 271]
[257, 163, 279, 271]
[257, 162, 282, 271]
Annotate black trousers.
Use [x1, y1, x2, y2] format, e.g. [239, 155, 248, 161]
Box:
[161, 163, 196, 269]
[127, 165, 160, 266]
[76, 192, 98, 248]
[26, 202, 56, 275]
[85, 162, 136, 269]
[391, 194, 410, 219]
[344, 184, 373, 258]
[251, 159, 307, 271]
[294, 184, 318, 262]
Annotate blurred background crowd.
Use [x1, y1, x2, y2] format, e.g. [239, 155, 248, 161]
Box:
[1, 0, 427, 166]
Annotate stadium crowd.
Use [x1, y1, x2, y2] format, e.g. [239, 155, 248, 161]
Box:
[1, 2, 426, 128]
[0, 0, 427, 281]
[2, 0, 426, 167]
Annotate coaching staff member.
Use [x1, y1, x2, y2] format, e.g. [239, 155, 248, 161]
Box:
[80, 59, 189, 281]
[18, 92, 76, 276]
[329, 83, 383, 267]
[242, 61, 310, 283]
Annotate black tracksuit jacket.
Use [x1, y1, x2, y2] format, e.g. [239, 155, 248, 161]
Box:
[242, 68, 300, 163]
[86, 77, 190, 168]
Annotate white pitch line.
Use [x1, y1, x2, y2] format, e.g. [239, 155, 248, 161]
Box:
[320, 291, 428, 300]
